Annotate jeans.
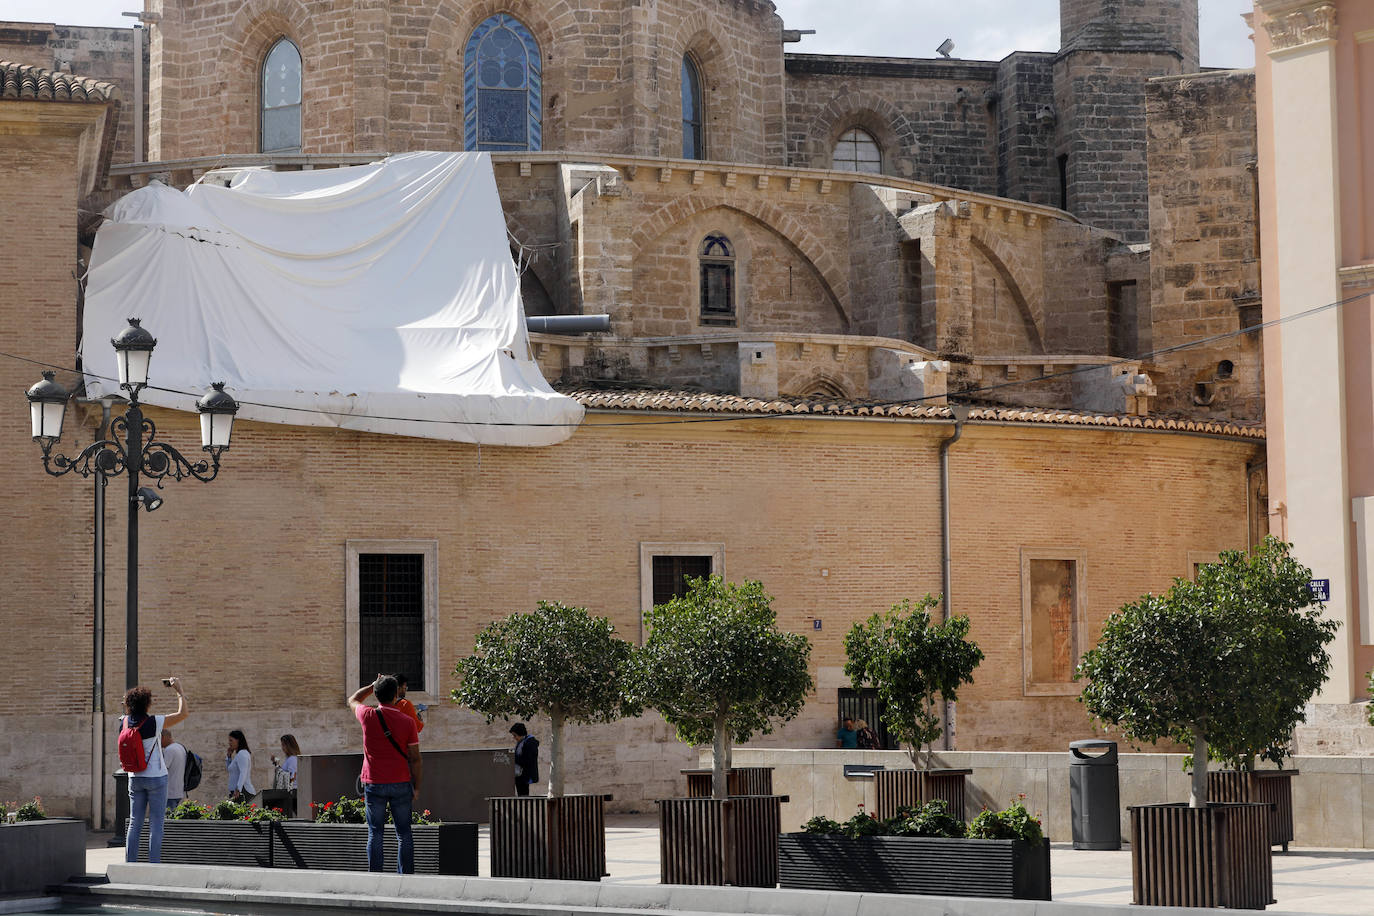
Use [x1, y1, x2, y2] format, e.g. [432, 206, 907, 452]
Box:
[362, 781, 413, 874]
[126, 774, 169, 863]
[166, 796, 182, 813]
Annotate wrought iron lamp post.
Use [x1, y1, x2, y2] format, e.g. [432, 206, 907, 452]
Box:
[25, 318, 240, 690]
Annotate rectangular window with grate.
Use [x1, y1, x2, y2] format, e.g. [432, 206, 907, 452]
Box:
[651, 555, 712, 606]
[359, 553, 425, 691]
[837, 687, 891, 749]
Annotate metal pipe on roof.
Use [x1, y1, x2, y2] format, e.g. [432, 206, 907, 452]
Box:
[526, 314, 610, 335]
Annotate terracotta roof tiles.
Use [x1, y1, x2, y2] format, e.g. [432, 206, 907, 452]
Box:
[0, 60, 119, 104]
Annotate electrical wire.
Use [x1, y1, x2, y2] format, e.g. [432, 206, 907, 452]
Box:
[4, 291, 1366, 431]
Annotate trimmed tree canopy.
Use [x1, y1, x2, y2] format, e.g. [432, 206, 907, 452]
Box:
[450, 600, 640, 796]
[844, 595, 984, 769]
[1077, 537, 1337, 805]
[633, 576, 813, 798]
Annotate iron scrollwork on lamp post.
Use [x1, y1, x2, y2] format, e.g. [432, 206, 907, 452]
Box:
[25, 318, 240, 690]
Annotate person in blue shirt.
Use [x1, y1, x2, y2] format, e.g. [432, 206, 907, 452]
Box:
[836, 716, 858, 749]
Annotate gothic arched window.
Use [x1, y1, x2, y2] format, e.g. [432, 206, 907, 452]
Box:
[699, 233, 734, 324]
[261, 38, 302, 153]
[682, 55, 704, 160]
[832, 128, 881, 173]
[464, 15, 542, 152]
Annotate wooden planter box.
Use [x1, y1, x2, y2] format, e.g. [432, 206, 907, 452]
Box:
[274, 822, 477, 875]
[1209, 769, 1297, 851]
[1130, 802, 1274, 910]
[0, 819, 87, 894]
[489, 794, 608, 881]
[779, 832, 1051, 900]
[134, 819, 273, 867]
[873, 767, 972, 820]
[657, 795, 785, 887]
[682, 767, 774, 798]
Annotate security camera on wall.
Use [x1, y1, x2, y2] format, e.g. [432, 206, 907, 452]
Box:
[936, 38, 955, 58]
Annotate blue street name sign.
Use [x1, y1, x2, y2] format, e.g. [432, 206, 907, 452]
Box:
[1309, 579, 1331, 602]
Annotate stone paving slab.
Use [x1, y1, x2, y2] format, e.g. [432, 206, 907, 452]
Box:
[79, 821, 1374, 914]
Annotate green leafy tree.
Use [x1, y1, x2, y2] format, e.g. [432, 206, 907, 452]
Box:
[843, 596, 984, 770]
[633, 576, 814, 799]
[450, 601, 641, 797]
[1077, 537, 1337, 807]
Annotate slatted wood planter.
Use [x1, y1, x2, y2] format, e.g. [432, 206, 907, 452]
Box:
[274, 822, 477, 875]
[778, 833, 1051, 900]
[657, 795, 785, 887]
[682, 767, 774, 798]
[1130, 802, 1274, 910]
[135, 820, 273, 867]
[873, 768, 972, 820]
[489, 794, 609, 880]
[1209, 770, 1297, 852]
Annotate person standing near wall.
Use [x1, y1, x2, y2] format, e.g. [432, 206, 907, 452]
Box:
[225, 730, 257, 802]
[161, 729, 187, 812]
[393, 674, 425, 733]
[510, 723, 540, 796]
[348, 675, 423, 874]
[119, 677, 188, 863]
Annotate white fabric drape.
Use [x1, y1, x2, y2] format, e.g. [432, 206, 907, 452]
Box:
[82, 152, 582, 446]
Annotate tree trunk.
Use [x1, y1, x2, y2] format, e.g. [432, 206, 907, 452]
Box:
[712, 710, 728, 800]
[548, 708, 566, 798]
[1189, 731, 1208, 808]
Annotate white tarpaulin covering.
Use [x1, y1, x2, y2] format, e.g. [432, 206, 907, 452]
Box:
[82, 151, 583, 446]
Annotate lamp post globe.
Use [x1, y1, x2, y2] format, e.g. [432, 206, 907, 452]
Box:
[196, 382, 239, 455]
[111, 318, 157, 394]
[25, 370, 69, 444]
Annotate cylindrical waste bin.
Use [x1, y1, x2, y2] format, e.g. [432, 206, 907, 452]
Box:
[1069, 739, 1120, 850]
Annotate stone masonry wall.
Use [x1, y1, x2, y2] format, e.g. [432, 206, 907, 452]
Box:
[0, 22, 145, 165]
[1147, 69, 1262, 422]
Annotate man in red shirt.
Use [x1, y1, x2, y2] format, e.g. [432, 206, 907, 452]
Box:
[348, 675, 423, 873]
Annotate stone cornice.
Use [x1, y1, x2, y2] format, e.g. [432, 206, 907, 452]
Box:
[1260, 2, 1338, 51]
[1339, 264, 1374, 292]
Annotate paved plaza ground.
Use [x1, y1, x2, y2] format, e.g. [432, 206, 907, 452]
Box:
[70, 816, 1374, 915]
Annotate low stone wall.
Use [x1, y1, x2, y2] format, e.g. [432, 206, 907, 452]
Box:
[727, 748, 1374, 848]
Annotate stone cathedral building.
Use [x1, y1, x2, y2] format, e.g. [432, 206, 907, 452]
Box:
[0, 0, 1285, 822]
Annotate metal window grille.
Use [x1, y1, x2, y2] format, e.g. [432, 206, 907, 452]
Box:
[837, 687, 892, 749]
[652, 555, 712, 606]
[359, 553, 425, 691]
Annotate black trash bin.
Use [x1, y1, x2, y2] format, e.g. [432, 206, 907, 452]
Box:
[1069, 739, 1120, 850]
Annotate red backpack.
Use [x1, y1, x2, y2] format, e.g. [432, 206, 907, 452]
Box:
[117, 715, 151, 773]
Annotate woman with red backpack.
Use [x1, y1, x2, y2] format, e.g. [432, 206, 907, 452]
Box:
[117, 678, 189, 863]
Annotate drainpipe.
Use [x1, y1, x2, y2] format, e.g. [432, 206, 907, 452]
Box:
[938, 402, 971, 751]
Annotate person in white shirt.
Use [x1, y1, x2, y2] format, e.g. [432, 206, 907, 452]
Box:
[162, 729, 188, 812]
[120, 677, 189, 863]
[226, 730, 257, 800]
[270, 734, 300, 790]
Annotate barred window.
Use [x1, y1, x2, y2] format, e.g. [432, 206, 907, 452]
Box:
[651, 555, 713, 607]
[261, 38, 302, 153]
[358, 553, 425, 691]
[699, 233, 735, 324]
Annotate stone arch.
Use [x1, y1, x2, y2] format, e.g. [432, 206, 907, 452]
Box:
[215, 0, 319, 153]
[665, 12, 743, 160]
[630, 196, 851, 326]
[504, 209, 563, 316]
[786, 369, 853, 400]
[427, 0, 584, 151]
[801, 89, 920, 177]
[969, 234, 1045, 354]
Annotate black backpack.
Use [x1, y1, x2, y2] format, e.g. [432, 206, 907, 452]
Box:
[183, 748, 203, 794]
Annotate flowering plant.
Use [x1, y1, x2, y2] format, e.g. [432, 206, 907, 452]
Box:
[801, 797, 1040, 844]
[967, 796, 1043, 846]
[310, 796, 440, 825]
[15, 797, 46, 822]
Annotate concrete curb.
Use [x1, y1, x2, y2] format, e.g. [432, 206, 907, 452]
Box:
[91, 864, 1316, 916]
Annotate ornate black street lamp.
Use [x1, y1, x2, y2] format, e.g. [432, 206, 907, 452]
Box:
[25, 318, 240, 690]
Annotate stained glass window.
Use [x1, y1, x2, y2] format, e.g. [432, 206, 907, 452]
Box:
[465, 15, 542, 152]
[700, 233, 734, 323]
[261, 38, 302, 153]
[832, 128, 881, 173]
[682, 55, 703, 160]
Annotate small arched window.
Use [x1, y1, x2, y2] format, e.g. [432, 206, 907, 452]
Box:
[261, 38, 302, 153]
[682, 55, 704, 160]
[699, 233, 734, 324]
[832, 128, 881, 173]
[465, 15, 542, 152]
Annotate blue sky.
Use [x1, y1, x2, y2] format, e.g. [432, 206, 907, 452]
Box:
[6, 0, 1256, 70]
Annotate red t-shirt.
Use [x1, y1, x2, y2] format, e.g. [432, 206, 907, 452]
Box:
[355, 703, 420, 785]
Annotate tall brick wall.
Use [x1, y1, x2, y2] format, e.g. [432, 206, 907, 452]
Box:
[0, 22, 145, 165]
[994, 52, 1058, 205]
[147, 0, 787, 164]
[0, 400, 1258, 817]
[1147, 70, 1262, 421]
